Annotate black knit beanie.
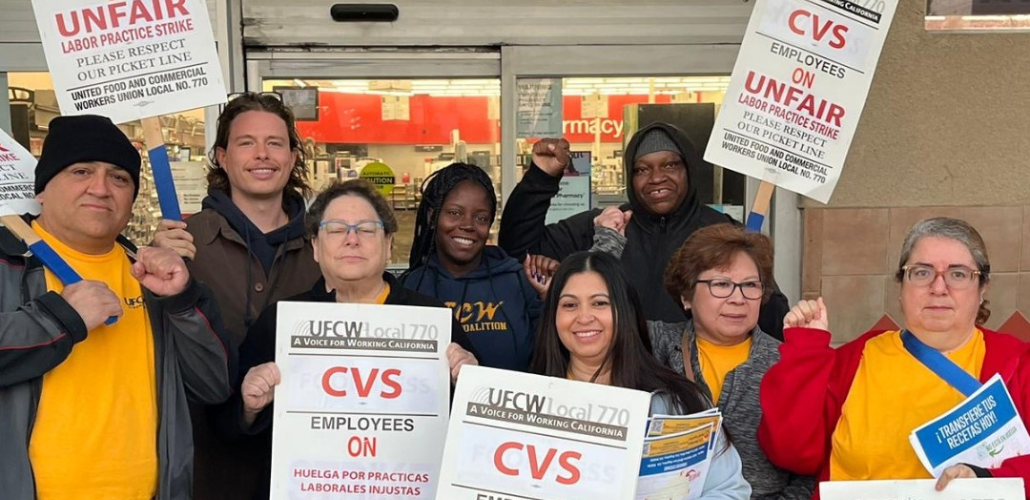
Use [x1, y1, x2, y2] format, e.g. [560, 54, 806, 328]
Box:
[633, 128, 681, 162]
[35, 115, 142, 199]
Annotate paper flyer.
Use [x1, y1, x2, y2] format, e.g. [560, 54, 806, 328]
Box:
[910, 373, 1030, 477]
[636, 422, 717, 500]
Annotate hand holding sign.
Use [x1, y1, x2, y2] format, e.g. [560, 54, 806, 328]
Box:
[62, 280, 124, 330]
[242, 361, 281, 425]
[152, 219, 196, 260]
[934, 464, 977, 491]
[784, 297, 829, 331]
[447, 342, 478, 383]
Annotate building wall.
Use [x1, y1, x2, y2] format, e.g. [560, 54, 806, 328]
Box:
[802, 2, 1030, 344]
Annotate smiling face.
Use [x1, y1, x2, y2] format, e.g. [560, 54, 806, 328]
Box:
[555, 271, 615, 367]
[631, 150, 689, 216]
[683, 251, 762, 346]
[36, 161, 135, 254]
[900, 236, 984, 339]
[215, 110, 297, 204]
[433, 180, 493, 276]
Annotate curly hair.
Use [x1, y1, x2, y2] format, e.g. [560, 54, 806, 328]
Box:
[207, 92, 312, 199]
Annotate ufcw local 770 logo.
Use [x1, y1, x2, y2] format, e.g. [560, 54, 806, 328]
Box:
[289, 319, 439, 352]
[290, 319, 365, 349]
[299, 319, 365, 338]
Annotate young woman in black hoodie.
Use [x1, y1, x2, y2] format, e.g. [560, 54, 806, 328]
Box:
[401, 163, 542, 371]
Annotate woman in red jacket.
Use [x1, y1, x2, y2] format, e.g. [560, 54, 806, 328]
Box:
[759, 217, 1030, 496]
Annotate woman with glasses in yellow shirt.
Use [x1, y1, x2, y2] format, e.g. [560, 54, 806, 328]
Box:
[760, 217, 1030, 498]
[648, 223, 815, 500]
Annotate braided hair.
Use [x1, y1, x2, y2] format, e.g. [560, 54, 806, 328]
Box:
[407, 162, 498, 270]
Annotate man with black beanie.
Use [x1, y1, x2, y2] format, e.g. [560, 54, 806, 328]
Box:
[0, 114, 233, 500]
[499, 122, 790, 339]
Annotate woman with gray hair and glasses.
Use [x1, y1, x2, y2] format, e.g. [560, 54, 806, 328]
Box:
[759, 217, 1030, 496]
[213, 180, 478, 500]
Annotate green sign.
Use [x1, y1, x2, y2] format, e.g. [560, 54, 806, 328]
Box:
[359, 162, 396, 196]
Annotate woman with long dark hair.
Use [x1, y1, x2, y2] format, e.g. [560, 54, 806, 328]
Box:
[530, 251, 750, 500]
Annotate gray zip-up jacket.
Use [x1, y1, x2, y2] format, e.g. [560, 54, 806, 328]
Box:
[0, 227, 234, 500]
[649, 320, 814, 500]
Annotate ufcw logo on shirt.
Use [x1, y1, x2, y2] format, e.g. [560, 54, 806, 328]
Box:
[444, 301, 508, 334]
[123, 295, 144, 309]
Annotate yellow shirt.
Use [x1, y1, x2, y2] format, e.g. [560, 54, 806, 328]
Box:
[376, 283, 391, 305]
[28, 222, 158, 500]
[830, 330, 984, 480]
[696, 336, 753, 404]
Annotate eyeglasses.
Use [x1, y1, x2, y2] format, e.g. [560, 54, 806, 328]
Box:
[901, 264, 982, 290]
[695, 280, 764, 300]
[221, 92, 283, 112]
[319, 220, 384, 239]
[227, 91, 282, 102]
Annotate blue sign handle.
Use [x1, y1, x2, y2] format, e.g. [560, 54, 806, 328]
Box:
[147, 143, 182, 221]
[745, 212, 765, 233]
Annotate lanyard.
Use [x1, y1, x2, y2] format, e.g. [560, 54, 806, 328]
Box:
[900, 329, 981, 398]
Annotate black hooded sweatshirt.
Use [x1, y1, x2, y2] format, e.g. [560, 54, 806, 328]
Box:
[498, 122, 790, 340]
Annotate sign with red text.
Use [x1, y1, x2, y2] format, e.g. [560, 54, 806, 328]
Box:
[0, 129, 41, 217]
[436, 366, 651, 500]
[271, 302, 452, 500]
[32, 0, 226, 124]
[705, 0, 898, 203]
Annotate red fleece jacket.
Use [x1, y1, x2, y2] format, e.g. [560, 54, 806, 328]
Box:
[758, 327, 1030, 499]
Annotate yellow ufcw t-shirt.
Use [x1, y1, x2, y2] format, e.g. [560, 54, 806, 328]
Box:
[696, 336, 753, 404]
[28, 222, 157, 500]
[830, 330, 984, 481]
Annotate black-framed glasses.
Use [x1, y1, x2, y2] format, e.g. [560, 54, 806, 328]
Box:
[696, 279, 764, 300]
[901, 264, 981, 290]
